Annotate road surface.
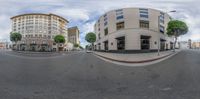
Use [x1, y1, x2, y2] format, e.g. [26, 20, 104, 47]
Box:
[0, 50, 200, 99]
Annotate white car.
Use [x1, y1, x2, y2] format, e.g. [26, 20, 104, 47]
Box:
[86, 50, 92, 53]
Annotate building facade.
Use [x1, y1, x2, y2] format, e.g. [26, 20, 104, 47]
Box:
[94, 8, 174, 53]
[68, 26, 80, 45]
[10, 13, 69, 51]
[0, 39, 10, 49]
[192, 42, 200, 49]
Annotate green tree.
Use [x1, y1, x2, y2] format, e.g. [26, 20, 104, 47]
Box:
[10, 32, 22, 50]
[85, 32, 96, 50]
[54, 35, 65, 51]
[79, 46, 84, 49]
[167, 20, 188, 51]
[54, 35, 65, 43]
[74, 43, 79, 48]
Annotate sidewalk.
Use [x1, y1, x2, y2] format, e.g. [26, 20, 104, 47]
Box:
[94, 50, 180, 63]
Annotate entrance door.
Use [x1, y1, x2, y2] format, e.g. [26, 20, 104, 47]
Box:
[160, 39, 166, 51]
[141, 35, 150, 50]
[41, 46, 46, 51]
[104, 41, 108, 51]
[32, 46, 35, 51]
[170, 42, 173, 49]
[116, 36, 125, 50]
[98, 43, 101, 50]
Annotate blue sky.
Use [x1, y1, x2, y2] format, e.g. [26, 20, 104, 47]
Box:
[0, 0, 200, 47]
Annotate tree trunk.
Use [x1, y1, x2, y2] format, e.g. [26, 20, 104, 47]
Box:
[91, 43, 94, 51]
[15, 41, 18, 51]
[173, 37, 177, 52]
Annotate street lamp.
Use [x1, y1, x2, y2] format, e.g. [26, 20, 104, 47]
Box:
[157, 10, 176, 56]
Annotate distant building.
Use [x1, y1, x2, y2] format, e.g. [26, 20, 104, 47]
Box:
[0, 41, 9, 49]
[68, 26, 80, 45]
[0, 42, 6, 49]
[179, 41, 189, 49]
[192, 41, 200, 49]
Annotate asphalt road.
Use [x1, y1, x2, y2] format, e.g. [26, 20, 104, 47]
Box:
[0, 50, 200, 99]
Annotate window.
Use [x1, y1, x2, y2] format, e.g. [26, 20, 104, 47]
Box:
[116, 9, 123, 12]
[104, 28, 108, 36]
[104, 41, 109, 50]
[116, 15, 124, 20]
[104, 14, 108, 26]
[116, 9, 124, 20]
[32, 40, 36, 44]
[98, 43, 101, 50]
[160, 12, 165, 24]
[116, 22, 124, 30]
[42, 41, 46, 44]
[141, 35, 150, 50]
[98, 33, 101, 39]
[140, 20, 149, 28]
[116, 9, 123, 15]
[104, 17, 108, 21]
[104, 21, 108, 26]
[160, 25, 165, 33]
[139, 8, 148, 18]
[48, 35, 51, 39]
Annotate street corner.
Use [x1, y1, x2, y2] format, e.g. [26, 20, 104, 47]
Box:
[93, 50, 181, 67]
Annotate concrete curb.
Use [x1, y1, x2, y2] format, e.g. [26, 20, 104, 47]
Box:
[93, 51, 179, 64]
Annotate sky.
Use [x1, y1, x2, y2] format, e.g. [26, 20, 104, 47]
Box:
[0, 0, 199, 46]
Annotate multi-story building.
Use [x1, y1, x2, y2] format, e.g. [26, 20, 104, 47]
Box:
[0, 42, 6, 49]
[94, 8, 174, 53]
[192, 42, 200, 49]
[0, 40, 9, 49]
[10, 13, 69, 51]
[68, 26, 80, 45]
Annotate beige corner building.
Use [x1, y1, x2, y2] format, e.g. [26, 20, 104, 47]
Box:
[11, 13, 69, 51]
[68, 26, 80, 45]
[94, 8, 175, 53]
[192, 42, 200, 49]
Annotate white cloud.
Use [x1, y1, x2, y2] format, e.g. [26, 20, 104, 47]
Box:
[0, 15, 11, 41]
[52, 8, 90, 21]
[79, 21, 96, 47]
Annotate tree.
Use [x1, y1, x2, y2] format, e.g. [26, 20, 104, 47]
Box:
[54, 35, 65, 51]
[85, 32, 96, 50]
[10, 32, 22, 50]
[79, 46, 84, 50]
[74, 43, 79, 48]
[54, 35, 65, 43]
[167, 20, 188, 51]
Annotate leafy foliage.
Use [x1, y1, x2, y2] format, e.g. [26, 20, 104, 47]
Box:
[79, 46, 84, 49]
[10, 32, 22, 42]
[74, 43, 79, 47]
[167, 20, 188, 37]
[54, 35, 65, 43]
[85, 32, 96, 44]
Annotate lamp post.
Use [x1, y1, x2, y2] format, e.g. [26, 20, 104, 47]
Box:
[157, 10, 176, 56]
